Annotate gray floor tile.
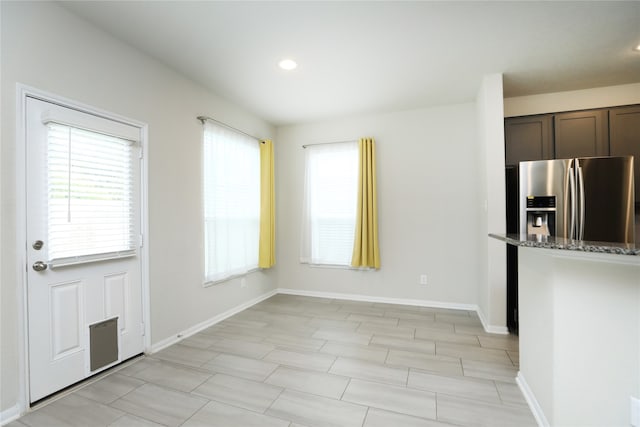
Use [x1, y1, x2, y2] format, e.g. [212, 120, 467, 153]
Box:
[357, 323, 415, 339]
[151, 344, 218, 368]
[436, 393, 537, 427]
[183, 400, 289, 427]
[116, 357, 160, 377]
[408, 370, 501, 403]
[383, 310, 436, 322]
[435, 313, 481, 326]
[477, 335, 519, 352]
[307, 318, 360, 331]
[207, 325, 269, 343]
[495, 381, 528, 406]
[220, 318, 269, 329]
[399, 318, 455, 331]
[19, 394, 124, 427]
[364, 408, 453, 427]
[209, 337, 276, 358]
[415, 328, 481, 345]
[192, 373, 283, 412]
[108, 414, 164, 427]
[180, 333, 221, 349]
[264, 348, 336, 372]
[320, 341, 389, 363]
[386, 350, 463, 376]
[342, 379, 437, 419]
[75, 373, 145, 404]
[131, 361, 211, 392]
[110, 383, 207, 427]
[330, 357, 408, 386]
[370, 335, 435, 354]
[264, 333, 327, 351]
[14, 295, 534, 427]
[312, 328, 372, 345]
[203, 353, 278, 381]
[267, 389, 368, 427]
[436, 342, 513, 365]
[347, 313, 399, 326]
[461, 359, 518, 383]
[265, 366, 349, 399]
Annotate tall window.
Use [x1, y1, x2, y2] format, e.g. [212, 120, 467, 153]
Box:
[47, 123, 136, 265]
[300, 142, 359, 266]
[203, 122, 260, 283]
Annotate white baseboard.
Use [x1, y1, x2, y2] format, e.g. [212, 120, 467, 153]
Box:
[0, 404, 21, 426]
[476, 308, 509, 335]
[149, 288, 278, 353]
[517, 371, 548, 427]
[277, 287, 478, 311]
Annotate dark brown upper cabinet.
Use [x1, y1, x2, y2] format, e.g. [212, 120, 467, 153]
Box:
[554, 109, 609, 159]
[504, 114, 554, 166]
[609, 105, 640, 203]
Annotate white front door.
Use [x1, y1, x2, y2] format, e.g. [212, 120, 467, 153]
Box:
[25, 96, 144, 403]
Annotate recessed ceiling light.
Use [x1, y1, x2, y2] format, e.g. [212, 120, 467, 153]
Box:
[278, 59, 297, 71]
[635, 44, 640, 52]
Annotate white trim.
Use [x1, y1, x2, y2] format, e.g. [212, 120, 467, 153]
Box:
[276, 288, 478, 312]
[0, 404, 21, 426]
[476, 308, 509, 335]
[149, 289, 278, 353]
[14, 84, 151, 415]
[517, 371, 549, 427]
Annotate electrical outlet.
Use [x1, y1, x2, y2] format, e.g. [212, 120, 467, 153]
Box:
[419, 274, 428, 285]
[240, 278, 247, 288]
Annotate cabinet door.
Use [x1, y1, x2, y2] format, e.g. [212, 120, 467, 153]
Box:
[554, 109, 609, 158]
[504, 114, 554, 166]
[609, 105, 640, 204]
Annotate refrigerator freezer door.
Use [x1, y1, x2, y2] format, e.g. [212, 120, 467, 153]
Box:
[577, 156, 635, 243]
[519, 159, 574, 238]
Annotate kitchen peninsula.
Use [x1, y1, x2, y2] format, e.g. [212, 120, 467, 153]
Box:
[490, 234, 640, 427]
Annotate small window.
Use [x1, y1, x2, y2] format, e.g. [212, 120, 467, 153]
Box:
[203, 122, 260, 283]
[47, 123, 136, 265]
[301, 142, 359, 266]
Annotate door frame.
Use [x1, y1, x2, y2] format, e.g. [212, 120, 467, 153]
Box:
[14, 84, 151, 412]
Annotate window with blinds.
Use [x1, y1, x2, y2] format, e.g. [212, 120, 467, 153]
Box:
[300, 142, 359, 266]
[47, 123, 136, 266]
[203, 121, 260, 283]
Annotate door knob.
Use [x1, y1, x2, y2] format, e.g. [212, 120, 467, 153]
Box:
[32, 261, 48, 272]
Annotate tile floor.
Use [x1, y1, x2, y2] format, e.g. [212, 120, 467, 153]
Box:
[10, 294, 536, 427]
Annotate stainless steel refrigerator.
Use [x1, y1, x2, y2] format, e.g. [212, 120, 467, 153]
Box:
[519, 156, 635, 243]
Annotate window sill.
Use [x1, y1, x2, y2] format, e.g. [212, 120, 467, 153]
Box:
[301, 262, 374, 271]
[203, 267, 261, 287]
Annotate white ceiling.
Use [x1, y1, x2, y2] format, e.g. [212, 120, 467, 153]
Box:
[60, 1, 640, 126]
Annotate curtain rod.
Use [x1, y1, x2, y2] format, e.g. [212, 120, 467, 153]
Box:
[197, 115, 264, 143]
[302, 139, 358, 149]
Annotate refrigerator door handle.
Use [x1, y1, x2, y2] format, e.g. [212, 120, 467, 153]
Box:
[568, 167, 576, 239]
[577, 162, 586, 240]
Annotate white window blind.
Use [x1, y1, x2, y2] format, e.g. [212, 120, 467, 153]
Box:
[300, 142, 359, 266]
[203, 122, 260, 283]
[47, 123, 136, 266]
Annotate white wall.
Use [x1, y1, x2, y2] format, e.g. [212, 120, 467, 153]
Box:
[0, 1, 276, 414]
[518, 248, 640, 426]
[504, 82, 640, 117]
[275, 104, 482, 306]
[475, 74, 507, 332]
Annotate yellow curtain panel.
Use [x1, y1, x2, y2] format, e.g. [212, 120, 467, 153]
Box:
[351, 137, 380, 269]
[259, 139, 276, 268]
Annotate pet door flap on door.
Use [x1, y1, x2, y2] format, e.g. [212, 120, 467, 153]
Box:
[89, 318, 118, 371]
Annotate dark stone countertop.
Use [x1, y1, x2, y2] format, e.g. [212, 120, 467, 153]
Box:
[489, 233, 640, 256]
